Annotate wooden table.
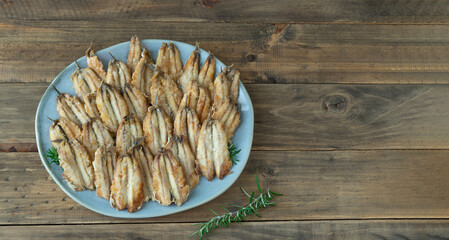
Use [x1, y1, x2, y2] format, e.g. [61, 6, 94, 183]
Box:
[2, 1, 449, 239]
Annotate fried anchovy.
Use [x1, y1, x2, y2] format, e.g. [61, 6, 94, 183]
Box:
[131, 48, 155, 97]
[70, 62, 101, 99]
[96, 82, 129, 132]
[152, 149, 190, 206]
[59, 139, 94, 191]
[106, 52, 132, 90]
[143, 106, 173, 156]
[178, 45, 199, 92]
[81, 119, 114, 158]
[211, 99, 240, 139]
[197, 119, 232, 180]
[49, 117, 82, 149]
[55, 90, 91, 127]
[198, 53, 215, 97]
[110, 153, 144, 213]
[123, 84, 149, 121]
[213, 66, 240, 107]
[180, 80, 211, 123]
[127, 35, 143, 73]
[150, 71, 183, 118]
[83, 93, 101, 119]
[116, 114, 144, 154]
[156, 42, 183, 81]
[169, 135, 199, 189]
[93, 145, 117, 199]
[86, 45, 107, 81]
[174, 106, 200, 155]
[129, 144, 154, 202]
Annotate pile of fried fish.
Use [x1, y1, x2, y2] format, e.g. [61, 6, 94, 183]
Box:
[49, 36, 241, 212]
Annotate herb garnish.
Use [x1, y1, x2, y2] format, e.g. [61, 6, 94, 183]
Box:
[228, 143, 241, 165]
[190, 175, 283, 239]
[45, 147, 60, 165]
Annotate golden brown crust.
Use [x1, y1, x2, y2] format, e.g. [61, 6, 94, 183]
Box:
[131, 49, 154, 97]
[127, 36, 142, 73]
[198, 53, 215, 97]
[129, 144, 154, 202]
[83, 93, 101, 119]
[59, 139, 94, 191]
[93, 146, 117, 199]
[49, 117, 82, 149]
[211, 99, 240, 139]
[151, 151, 172, 206]
[123, 84, 149, 121]
[178, 46, 199, 92]
[106, 58, 132, 90]
[180, 80, 211, 123]
[174, 106, 200, 155]
[70, 67, 101, 100]
[143, 106, 173, 156]
[110, 154, 144, 213]
[96, 82, 129, 132]
[81, 119, 114, 158]
[169, 136, 199, 189]
[116, 114, 144, 154]
[150, 71, 183, 118]
[86, 46, 107, 81]
[196, 119, 232, 180]
[156, 42, 183, 81]
[56, 93, 91, 127]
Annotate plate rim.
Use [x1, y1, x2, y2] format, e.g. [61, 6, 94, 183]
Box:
[35, 39, 254, 218]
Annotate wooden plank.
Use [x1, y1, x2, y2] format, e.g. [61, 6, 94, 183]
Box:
[1, 0, 449, 24]
[4, 83, 449, 150]
[3, 220, 449, 239]
[3, 150, 449, 225]
[3, 21, 449, 84]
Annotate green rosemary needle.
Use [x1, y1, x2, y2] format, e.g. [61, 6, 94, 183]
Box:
[228, 143, 241, 165]
[45, 147, 60, 166]
[189, 175, 283, 239]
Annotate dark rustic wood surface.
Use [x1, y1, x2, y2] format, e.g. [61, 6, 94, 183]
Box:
[2, 1, 449, 239]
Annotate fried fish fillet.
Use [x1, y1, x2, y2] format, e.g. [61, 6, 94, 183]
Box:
[131, 49, 155, 97]
[83, 93, 101, 119]
[123, 84, 149, 121]
[110, 154, 144, 213]
[127, 35, 144, 73]
[197, 119, 232, 180]
[70, 63, 101, 100]
[49, 117, 82, 149]
[213, 66, 240, 107]
[93, 146, 117, 199]
[152, 149, 190, 206]
[143, 106, 173, 156]
[178, 45, 199, 92]
[150, 71, 183, 118]
[211, 99, 240, 139]
[86, 45, 107, 81]
[81, 119, 114, 158]
[179, 80, 211, 123]
[174, 106, 200, 155]
[198, 53, 215, 96]
[116, 114, 144, 154]
[59, 139, 94, 191]
[55, 89, 91, 127]
[106, 53, 132, 90]
[96, 82, 129, 132]
[129, 144, 154, 202]
[156, 42, 183, 81]
[169, 136, 199, 189]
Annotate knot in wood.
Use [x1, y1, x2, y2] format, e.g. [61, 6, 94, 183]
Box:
[245, 53, 257, 62]
[322, 95, 347, 113]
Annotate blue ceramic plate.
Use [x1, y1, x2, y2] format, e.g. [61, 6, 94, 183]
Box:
[35, 40, 254, 218]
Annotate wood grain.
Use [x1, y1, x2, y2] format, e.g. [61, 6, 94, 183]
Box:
[4, 83, 449, 151]
[1, 0, 449, 24]
[3, 150, 449, 225]
[3, 21, 449, 84]
[3, 220, 449, 239]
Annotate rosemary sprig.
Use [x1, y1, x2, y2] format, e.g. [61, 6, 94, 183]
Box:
[189, 175, 283, 239]
[44, 147, 60, 166]
[228, 143, 241, 165]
